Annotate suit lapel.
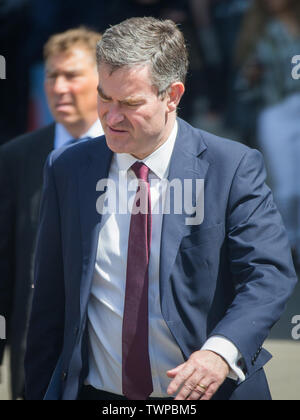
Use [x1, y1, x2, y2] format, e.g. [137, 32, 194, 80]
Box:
[77, 139, 113, 317]
[160, 119, 210, 321]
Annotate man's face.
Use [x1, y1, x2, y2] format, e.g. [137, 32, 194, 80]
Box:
[45, 46, 99, 134]
[97, 63, 175, 159]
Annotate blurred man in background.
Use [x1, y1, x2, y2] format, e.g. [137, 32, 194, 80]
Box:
[0, 27, 103, 399]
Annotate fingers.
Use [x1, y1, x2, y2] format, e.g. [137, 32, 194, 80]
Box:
[166, 362, 186, 378]
[175, 376, 204, 400]
[198, 382, 220, 401]
[166, 350, 229, 401]
[167, 363, 196, 397]
[185, 382, 210, 401]
[168, 370, 212, 401]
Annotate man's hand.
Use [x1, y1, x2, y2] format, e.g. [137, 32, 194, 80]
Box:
[166, 350, 230, 400]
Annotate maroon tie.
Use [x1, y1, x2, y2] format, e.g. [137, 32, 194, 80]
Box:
[122, 161, 153, 400]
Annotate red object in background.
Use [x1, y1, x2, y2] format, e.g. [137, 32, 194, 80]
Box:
[27, 98, 39, 133]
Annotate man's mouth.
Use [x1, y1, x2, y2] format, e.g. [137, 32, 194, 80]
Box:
[55, 103, 73, 110]
[108, 126, 128, 133]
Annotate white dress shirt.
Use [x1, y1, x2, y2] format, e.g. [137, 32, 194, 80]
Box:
[86, 121, 245, 398]
[54, 119, 104, 149]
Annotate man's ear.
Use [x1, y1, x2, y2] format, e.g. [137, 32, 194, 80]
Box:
[167, 82, 185, 112]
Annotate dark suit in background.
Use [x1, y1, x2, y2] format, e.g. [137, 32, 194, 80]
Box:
[0, 124, 55, 399]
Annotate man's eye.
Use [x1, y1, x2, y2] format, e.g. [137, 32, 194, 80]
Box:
[126, 102, 141, 107]
[66, 73, 79, 79]
[100, 96, 111, 103]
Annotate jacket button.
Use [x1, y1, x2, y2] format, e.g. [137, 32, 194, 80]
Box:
[61, 371, 67, 381]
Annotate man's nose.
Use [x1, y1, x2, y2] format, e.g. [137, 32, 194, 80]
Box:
[106, 105, 125, 127]
[53, 75, 69, 94]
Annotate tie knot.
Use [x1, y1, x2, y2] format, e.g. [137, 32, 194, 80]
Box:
[131, 161, 150, 182]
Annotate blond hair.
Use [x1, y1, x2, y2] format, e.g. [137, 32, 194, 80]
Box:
[44, 26, 101, 63]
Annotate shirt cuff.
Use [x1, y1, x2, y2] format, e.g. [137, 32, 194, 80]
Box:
[201, 336, 246, 382]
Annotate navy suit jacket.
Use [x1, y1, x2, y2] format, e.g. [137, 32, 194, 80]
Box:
[25, 119, 297, 400]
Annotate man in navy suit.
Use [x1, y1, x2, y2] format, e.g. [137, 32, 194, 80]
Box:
[25, 17, 297, 400]
[0, 27, 103, 399]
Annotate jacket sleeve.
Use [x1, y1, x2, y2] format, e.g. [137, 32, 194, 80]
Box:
[0, 149, 14, 364]
[209, 148, 298, 377]
[24, 153, 65, 400]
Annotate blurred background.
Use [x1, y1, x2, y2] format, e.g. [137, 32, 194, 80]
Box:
[0, 0, 299, 400]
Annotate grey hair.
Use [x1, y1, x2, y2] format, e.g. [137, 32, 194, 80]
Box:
[96, 17, 189, 94]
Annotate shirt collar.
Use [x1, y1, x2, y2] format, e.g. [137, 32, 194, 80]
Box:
[84, 119, 104, 139]
[115, 120, 178, 179]
[54, 119, 104, 149]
